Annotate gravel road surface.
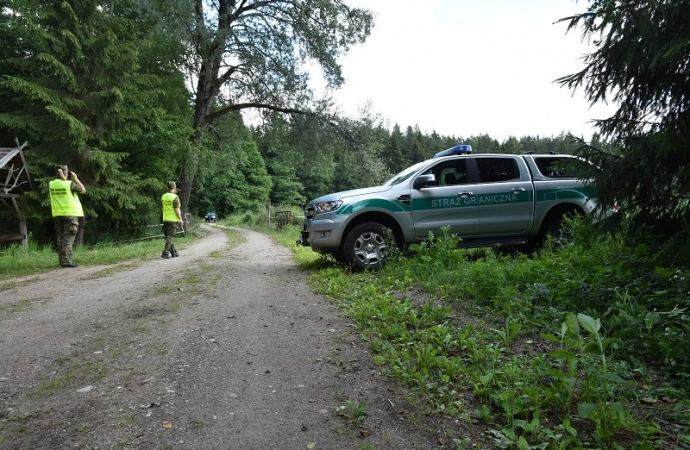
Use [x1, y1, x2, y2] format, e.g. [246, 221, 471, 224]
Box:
[0, 225, 443, 450]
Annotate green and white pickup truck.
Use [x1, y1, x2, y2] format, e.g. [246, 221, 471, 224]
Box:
[297, 151, 606, 270]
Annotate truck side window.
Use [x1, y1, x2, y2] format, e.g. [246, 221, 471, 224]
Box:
[476, 158, 519, 183]
[435, 160, 468, 186]
[535, 156, 592, 179]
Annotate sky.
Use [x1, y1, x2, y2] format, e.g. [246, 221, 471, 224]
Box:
[310, 0, 616, 143]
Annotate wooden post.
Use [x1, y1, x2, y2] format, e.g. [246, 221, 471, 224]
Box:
[0, 142, 34, 252]
[183, 213, 192, 235]
[19, 217, 27, 251]
[1, 195, 28, 251]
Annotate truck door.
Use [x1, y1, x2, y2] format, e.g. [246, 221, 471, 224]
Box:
[472, 156, 534, 235]
[410, 158, 480, 239]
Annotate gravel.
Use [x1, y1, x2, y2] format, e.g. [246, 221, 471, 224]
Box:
[0, 225, 444, 449]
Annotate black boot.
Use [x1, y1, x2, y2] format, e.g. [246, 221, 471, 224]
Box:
[161, 252, 171, 259]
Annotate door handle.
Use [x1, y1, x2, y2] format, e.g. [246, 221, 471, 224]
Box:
[458, 191, 473, 198]
[511, 187, 525, 194]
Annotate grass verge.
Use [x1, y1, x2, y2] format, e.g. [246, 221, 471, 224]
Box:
[0, 227, 205, 281]
[264, 219, 690, 449]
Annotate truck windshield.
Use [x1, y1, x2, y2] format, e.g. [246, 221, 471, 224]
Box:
[383, 161, 428, 186]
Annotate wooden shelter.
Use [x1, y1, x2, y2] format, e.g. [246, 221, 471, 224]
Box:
[0, 141, 34, 250]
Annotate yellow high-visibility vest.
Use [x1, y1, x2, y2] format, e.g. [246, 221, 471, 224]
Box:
[161, 192, 179, 222]
[49, 179, 81, 217]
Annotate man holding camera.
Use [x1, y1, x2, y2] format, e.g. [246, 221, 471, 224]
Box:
[49, 165, 86, 268]
[161, 181, 183, 258]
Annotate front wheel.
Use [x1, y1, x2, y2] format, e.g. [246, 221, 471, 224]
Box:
[342, 222, 391, 271]
[328, 249, 348, 265]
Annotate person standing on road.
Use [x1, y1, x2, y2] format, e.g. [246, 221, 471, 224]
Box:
[161, 181, 183, 259]
[49, 165, 86, 268]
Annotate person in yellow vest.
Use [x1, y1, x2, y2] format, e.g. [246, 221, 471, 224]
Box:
[161, 181, 183, 258]
[49, 165, 86, 268]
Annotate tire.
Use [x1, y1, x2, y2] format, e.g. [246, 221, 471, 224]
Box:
[328, 249, 348, 265]
[342, 222, 391, 271]
[541, 215, 574, 247]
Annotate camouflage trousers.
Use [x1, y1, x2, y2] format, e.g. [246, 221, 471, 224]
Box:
[54, 216, 79, 265]
[162, 222, 178, 255]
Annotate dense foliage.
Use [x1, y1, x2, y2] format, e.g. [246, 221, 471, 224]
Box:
[153, 0, 375, 213]
[558, 0, 690, 237]
[0, 0, 191, 228]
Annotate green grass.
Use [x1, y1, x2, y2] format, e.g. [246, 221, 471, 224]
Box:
[87, 261, 145, 278]
[32, 362, 108, 397]
[0, 297, 49, 312]
[0, 228, 203, 281]
[258, 216, 690, 449]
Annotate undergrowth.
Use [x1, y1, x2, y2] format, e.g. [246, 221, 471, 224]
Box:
[270, 218, 690, 449]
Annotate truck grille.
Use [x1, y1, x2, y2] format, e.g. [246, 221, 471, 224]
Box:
[304, 205, 316, 219]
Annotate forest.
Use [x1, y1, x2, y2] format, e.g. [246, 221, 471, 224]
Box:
[1, 0, 687, 244]
[0, 0, 616, 244]
[2, 1, 690, 447]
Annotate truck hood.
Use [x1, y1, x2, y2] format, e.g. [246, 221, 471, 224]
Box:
[310, 185, 392, 204]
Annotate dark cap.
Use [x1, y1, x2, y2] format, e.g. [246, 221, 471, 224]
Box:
[167, 181, 176, 189]
[57, 164, 69, 173]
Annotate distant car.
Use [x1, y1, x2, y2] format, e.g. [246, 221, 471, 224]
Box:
[205, 212, 217, 223]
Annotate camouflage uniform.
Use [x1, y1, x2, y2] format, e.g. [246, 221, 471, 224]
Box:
[161, 181, 181, 258]
[54, 216, 79, 266]
[162, 222, 178, 257]
[49, 165, 84, 268]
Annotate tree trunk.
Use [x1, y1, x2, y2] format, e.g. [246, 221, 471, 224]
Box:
[75, 216, 85, 247]
[178, 19, 219, 214]
[177, 150, 198, 216]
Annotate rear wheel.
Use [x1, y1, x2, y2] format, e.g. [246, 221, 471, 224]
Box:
[541, 215, 575, 247]
[343, 222, 390, 271]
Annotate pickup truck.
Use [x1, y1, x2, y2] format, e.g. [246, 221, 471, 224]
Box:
[297, 151, 605, 271]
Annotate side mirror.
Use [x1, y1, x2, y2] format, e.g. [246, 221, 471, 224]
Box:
[413, 174, 436, 189]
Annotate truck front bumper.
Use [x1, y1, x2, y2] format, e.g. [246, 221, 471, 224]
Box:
[296, 230, 310, 246]
[297, 218, 342, 252]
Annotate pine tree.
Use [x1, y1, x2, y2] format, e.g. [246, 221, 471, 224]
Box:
[0, 0, 178, 224]
[382, 124, 407, 173]
[558, 0, 690, 234]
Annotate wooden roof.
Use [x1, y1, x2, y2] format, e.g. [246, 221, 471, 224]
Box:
[0, 142, 34, 197]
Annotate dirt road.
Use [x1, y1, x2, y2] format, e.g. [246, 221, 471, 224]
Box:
[0, 226, 442, 449]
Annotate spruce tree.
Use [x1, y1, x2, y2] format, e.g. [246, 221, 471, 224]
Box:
[558, 0, 690, 234]
[0, 0, 178, 224]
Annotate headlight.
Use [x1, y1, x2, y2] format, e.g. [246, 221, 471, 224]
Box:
[314, 200, 343, 212]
